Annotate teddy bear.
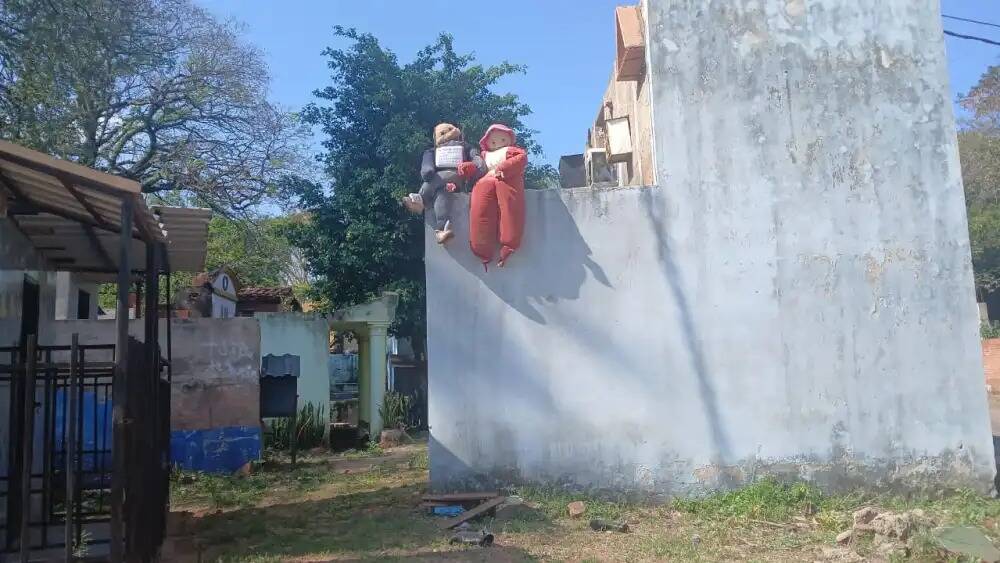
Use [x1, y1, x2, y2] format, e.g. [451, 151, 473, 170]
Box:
[469, 123, 527, 268]
[402, 123, 484, 244]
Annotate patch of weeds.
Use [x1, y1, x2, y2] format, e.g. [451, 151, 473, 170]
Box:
[407, 449, 428, 470]
[170, 469, 285, 510]
[512, 485, 631, 521]
[341, 442, 385, 459]
[906, 528, 947, 561]
[641, 533, 699, 561]
[908, 489, 1000, 526]
[673, 478, 823, 523]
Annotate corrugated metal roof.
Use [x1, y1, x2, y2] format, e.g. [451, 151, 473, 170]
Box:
[152, 206, 212, 274]
[0, 140, 210, 279]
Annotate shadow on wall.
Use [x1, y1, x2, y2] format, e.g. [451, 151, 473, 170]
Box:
[442, 191, 611, 324]
[639, 188, 733, 466]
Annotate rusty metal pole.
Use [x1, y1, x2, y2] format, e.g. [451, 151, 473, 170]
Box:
[110, 198, 133, 563]
[19, 334, 37, 563]
[65, 334, 79, 561]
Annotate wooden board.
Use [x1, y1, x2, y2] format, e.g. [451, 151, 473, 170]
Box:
[422, 491, 500, 502]
[438, 496, 505, 529]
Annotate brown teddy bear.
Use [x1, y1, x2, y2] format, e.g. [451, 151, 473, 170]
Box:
[402, 123, 484, 244]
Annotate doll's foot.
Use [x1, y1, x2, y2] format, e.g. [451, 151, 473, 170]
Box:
[498, 246, 514, 267]
[435, 221, 454, 244]
[402, 194, 424, 213]
[435, 230, 454, 245]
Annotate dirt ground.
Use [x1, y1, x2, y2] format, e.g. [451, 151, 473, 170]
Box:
[167, 441, 1000, 562]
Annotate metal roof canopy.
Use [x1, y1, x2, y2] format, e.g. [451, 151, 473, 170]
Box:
[0, 140, 210, 280]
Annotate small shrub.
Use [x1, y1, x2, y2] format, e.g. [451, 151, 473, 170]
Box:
[264, 403, 327, 450]
[673, 478, 823, 522]
[983, 322, 1000, 339]
[378, 392, 412, 430]
[407, 449, 429, 470]
[341, 442, 385, 459]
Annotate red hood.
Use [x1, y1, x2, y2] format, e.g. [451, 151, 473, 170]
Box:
[479, 124, 516, 152]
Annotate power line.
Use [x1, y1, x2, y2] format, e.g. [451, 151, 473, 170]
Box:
[943, 14, 1000, 30]
[944, 30, 1000, 47]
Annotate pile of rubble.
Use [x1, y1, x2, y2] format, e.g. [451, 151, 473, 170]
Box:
[835, 506, 931, 559]
[831, 506, 1000, 562]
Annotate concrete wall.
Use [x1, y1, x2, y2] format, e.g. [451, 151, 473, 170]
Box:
[426, 0, 995, 495]
[43, 317, 262, 472]
[0, 218, 56, 348]
[257, 313, 331, 411]
[54, 271, 100, 320]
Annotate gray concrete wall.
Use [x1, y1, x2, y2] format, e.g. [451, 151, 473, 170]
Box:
[0, 218, 56, 348]
[43, 318, 261, 430]
[426, 0, 995, 495]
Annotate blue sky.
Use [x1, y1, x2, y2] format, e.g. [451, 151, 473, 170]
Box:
[198, 1, 1000, 167]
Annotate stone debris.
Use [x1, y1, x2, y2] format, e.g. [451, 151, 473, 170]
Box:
[851, 506, 880, 531]
[234, 462, 253, 478]
[838, 507, 934, 558]
[567, 500, 586, 518]
[869, 508, 928, 541]
[816, 545, 864, 562]
[835, 529, 854, 545]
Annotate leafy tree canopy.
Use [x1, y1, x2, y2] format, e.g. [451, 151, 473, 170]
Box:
[291, 28, 556, 344]
[960, 66, 1000, 293]
[0, 0, 308, 215]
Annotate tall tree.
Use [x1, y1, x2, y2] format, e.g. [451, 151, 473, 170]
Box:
[205, 215, 309, 289]
[960, 65, 1000, 295]
[0, 0, 307, 215]
[292, 29, 554, 346]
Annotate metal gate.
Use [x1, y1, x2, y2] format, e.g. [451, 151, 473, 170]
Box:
[0, 335, 169, 560]
[1, 338, 115, 557]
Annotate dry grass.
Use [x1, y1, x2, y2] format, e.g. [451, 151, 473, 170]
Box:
[172, 443, 1000, 562]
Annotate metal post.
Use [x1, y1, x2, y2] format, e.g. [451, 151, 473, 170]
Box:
[19, 334, 37, 563]
[65, 334, 79, 561]
[289, 407, 298, 466]
[110, 198, 132, 563]
[166, 268, 172, 382]
[144, 243, 158, 367]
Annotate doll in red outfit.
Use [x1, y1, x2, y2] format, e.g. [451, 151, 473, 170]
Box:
[469, 124, 527, 268]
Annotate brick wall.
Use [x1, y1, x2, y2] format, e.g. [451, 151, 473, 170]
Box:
[984, 339, 1000, 393]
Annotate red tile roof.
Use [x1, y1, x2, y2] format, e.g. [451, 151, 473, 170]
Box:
[237, 286, 295, 303]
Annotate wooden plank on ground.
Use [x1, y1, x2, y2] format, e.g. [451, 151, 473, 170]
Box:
[438, 496, 505, 529]
[423, 491, 500, 502]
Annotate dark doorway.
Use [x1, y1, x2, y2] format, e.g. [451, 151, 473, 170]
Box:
[78, 289, 91, 320]
[19, 276, 39, 348]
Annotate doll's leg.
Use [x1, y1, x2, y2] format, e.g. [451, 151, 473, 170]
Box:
[469, 177, 499, 266]
[407, 175, 444, 218]
[433, 189, 452, 231]
[495, 180, 525, 267]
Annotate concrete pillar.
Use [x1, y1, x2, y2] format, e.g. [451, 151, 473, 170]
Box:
[366, 323, 389, 437]
[357, 332, 371, 435]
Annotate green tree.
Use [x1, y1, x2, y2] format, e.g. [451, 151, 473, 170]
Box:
[960, 65, 1000, 295]
[97, 214, 307, 312]
[291, 29, 554, 346]
[205, 215, 308, 288]
[0, 0, 308, 215]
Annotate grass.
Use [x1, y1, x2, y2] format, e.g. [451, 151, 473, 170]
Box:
[173, 445, 1000, 562]
[339, 441, 386, 459]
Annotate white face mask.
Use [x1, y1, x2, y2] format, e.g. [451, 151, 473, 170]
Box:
[485, 147, 507, 171]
